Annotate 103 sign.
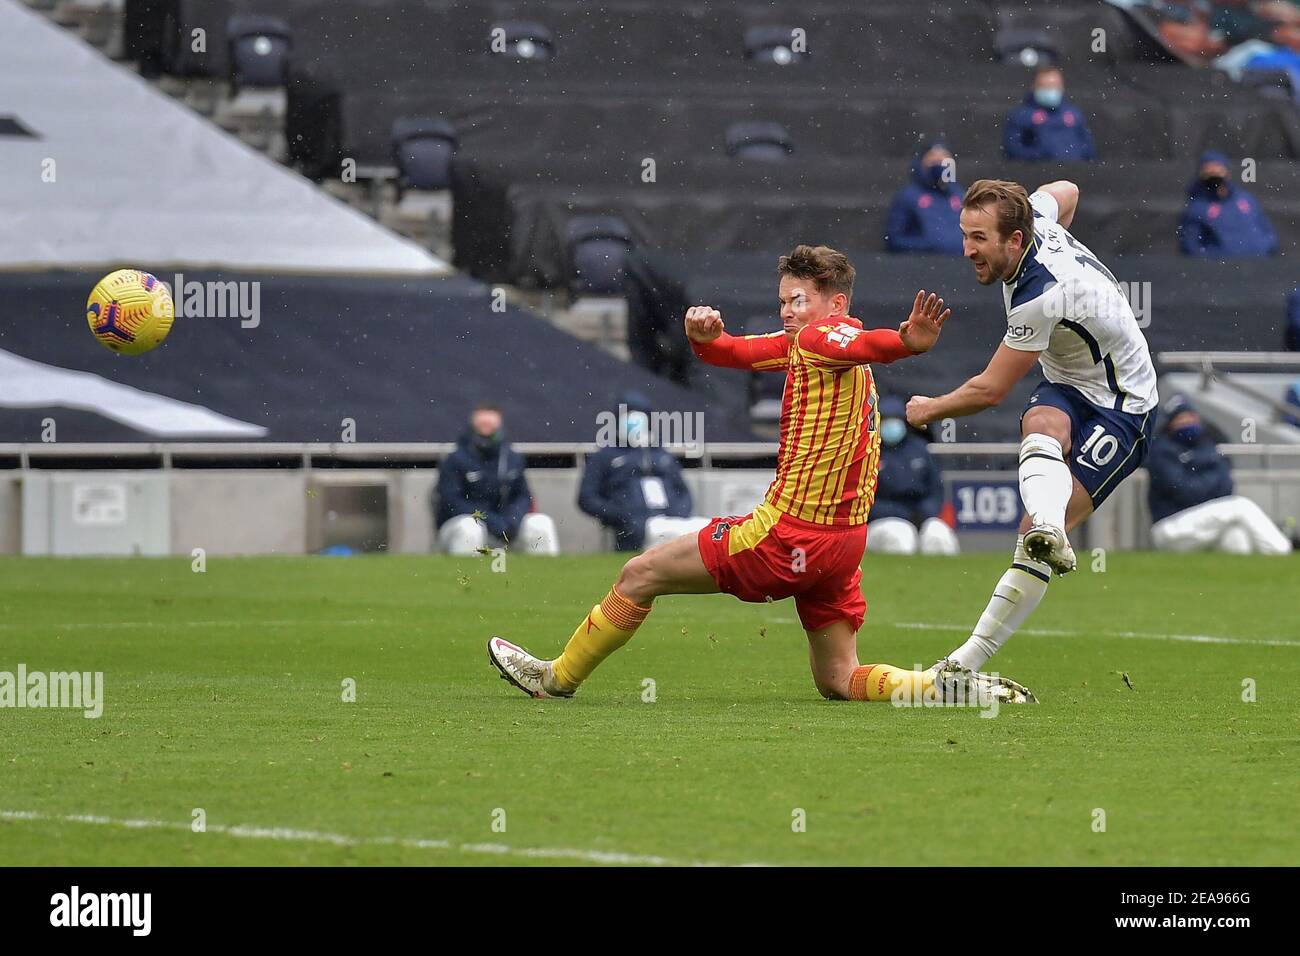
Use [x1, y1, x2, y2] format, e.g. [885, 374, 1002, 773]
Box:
[952, 482, 1021, 529]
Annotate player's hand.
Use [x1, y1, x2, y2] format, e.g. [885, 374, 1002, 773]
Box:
[906, 395, 937, 427]
[898, 290, 951, 354]
[684, 306, 724, 343]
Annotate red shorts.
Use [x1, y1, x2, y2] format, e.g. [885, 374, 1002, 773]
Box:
[697, 501, 868, 632]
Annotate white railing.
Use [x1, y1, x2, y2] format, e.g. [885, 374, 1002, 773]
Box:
[1157, 351, 1300, 426]
[1157, 352, 1300, 368]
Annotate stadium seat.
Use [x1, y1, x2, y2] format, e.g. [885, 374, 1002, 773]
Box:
[226, 14, 291, 90]
[392, 117, 458, 193]
[725, 121, 793, 161]
[994, 27, 1058, 67]
[566, 215, 633, 297]
[491, 21, 554, 61]
[742, 25, 809, 65]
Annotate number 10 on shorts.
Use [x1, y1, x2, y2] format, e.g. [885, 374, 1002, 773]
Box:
[1077, 425, 1119, 471]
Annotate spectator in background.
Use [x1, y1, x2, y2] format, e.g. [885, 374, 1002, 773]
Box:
[435, 404, 560, 556]
[884, 141, 964, 255]
[1179, 150, 1278, 257]
[1286, 289, 1300, 350]
[1147, 394, 1292, 555]
[1283, 380, 1300, 428]
[579, 390, 710, 551]
[866, 396, 959, 555]
[1003, 65, 1097, 162]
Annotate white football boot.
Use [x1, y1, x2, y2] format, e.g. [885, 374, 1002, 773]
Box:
[1022, 522, 1077, 576]
[487, 636, 574, 699]
[932, 660, 1038, 705]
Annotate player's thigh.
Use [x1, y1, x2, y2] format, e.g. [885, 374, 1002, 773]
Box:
[805, 619, 861, 701]
[644, 515, 710, 550]
[1021, 404, 1075, 453]
[615, 527, 718, 602]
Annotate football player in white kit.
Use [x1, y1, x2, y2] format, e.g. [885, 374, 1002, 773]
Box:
[906, 179, 1159, 671]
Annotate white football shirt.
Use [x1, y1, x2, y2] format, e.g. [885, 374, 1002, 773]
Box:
[1001, 192, 1158, 414]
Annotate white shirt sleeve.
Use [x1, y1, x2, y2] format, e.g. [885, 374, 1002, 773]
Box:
[1029, 190, 1060, 224]
[1003, 291, 1059, 352]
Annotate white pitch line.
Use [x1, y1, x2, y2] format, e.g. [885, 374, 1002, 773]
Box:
[0, 809, 767, 868]
[893, 622, 1300, 648]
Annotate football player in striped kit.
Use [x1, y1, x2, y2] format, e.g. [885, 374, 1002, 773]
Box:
[490, 244, 1036, 705]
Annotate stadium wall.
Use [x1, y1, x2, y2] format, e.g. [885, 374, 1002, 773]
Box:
[4, 445, 1297, 557]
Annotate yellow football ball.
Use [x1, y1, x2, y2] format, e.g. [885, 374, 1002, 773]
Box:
[86, 269, 175, 355]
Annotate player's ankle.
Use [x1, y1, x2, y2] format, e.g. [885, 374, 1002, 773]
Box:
[543, 662, 575, 695]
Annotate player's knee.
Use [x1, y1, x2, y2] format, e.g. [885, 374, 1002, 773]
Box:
[616, 553, 656, 603]
[1021, 429, 1070, 460]
[814, 675, 850, 701]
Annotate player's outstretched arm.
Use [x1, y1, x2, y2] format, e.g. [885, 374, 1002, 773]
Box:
[1036, 180, 1079, 229]
[795, 291, 949, 368]
[905, 344, 1041, 426]
[686, 305, 789, 370]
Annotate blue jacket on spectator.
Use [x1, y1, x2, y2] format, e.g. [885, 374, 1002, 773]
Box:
[435, 427, 532, 541]
[1179, 152, 1277, 257]
[1146, 416, 1234, 524]
[1284, 381, 1300, 429]
[579, 444, 693, 550]
[872, 396, 945, 525]
[884, 142, 964, 255]
[1002, 92, 1097, 162]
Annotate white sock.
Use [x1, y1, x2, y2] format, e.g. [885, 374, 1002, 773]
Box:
[1019, 433, 1071, 528]
[946, 536, 1050, 670]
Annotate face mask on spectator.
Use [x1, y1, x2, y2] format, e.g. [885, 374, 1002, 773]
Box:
[881, 418, 907, 447]
[1173, 424, 1203, 445]
[1033, 87, 1063, 109]
[1201, 175, 1226, 193]
[925, 162, 947, 188]
[472, 430, 502, 454]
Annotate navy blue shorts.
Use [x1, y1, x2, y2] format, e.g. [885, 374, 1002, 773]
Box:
[1022, 381, 1157, 509]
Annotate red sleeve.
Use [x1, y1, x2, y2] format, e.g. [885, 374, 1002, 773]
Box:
[691, 331, 790, 371]
[794, 322, 917, 370]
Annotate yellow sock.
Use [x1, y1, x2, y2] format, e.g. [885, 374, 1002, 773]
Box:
[551, 586, 652, 690]
[848, 663, 935, 702]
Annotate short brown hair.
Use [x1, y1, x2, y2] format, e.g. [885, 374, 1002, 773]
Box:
[962, 179, 1034, 244]
[777, 244, 855, 303]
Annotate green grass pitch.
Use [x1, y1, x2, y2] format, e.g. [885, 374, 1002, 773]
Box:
[0, 551, 1296, 866]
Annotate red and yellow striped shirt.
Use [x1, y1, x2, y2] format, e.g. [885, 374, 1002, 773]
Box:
[692, 318, 915, 526]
